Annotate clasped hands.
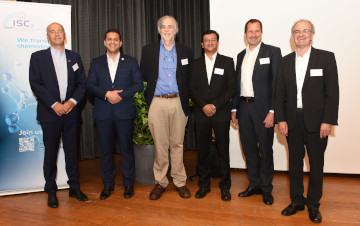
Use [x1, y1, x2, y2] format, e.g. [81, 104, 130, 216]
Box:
[202, 104, 216, 117]
[53, 100, 75, 117]
[105, 90, 123, 104]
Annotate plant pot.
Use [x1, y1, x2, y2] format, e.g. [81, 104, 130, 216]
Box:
[134, 144, 155, 185]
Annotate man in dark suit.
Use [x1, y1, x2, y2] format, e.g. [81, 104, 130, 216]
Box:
[190, 30, 236, 201]
[86, 29, 143, 200]
[231, 19, 282, 205]
[140, 15, 193, 200]
[29, 22, 88, 208]
[275, 19, 339, 223]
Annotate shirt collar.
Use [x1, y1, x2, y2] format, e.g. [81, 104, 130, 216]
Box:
[107, 52, 120, 62]
[246, 42, 261, 53]
[50, 46, 65, 55]
[160, 40, 176, 52]
[296, 46, 312, 58]
[204, 52, 218, 61]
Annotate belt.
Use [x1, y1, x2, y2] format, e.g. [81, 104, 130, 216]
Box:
[155, 94, 179, 99]
[297, 108, 303, 113]
[241, 96, 255, 103]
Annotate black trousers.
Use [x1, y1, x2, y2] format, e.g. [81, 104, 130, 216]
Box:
[195, 119, 231, 190]
[41, 114, 80, 194]
[287, 112, 328, 207]
[238, 100, 274, 192]
[96, 117, 135, 187]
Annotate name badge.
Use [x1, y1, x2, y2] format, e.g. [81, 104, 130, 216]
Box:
[181, 58, 188, 65]
[72, 63, 79, 72]
[310, 69, 323, 77]
[259, 57, 270, 64]
[214, 68, 224, 75]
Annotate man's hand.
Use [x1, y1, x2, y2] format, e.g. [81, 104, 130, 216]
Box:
[263, 112, 275, 128]
[202, 104, 216, 117]
[63, 100, 75, 114]
[52, 102, 65, 117]
[320, 123, 332, 139]
[231, 112, 238, 124]
[278, 121, 288, 136]
[105, 90, 123, 104]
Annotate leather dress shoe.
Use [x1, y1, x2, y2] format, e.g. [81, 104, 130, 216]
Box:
[124, 186, 134, 199]
[221, 188, 231, 201]
[69, 189, 88, 201]
[176, 185, 191, 198]
[195, 186, 210, 199]
[47, 193, 58, 208]
[281, 203, 305, 216]
[308, 206, 322, 223]
[263, 192, 274, 205]
[238, 187, 262, 197]
[149, 184, 165, 200]
[100, 186, 114, 200]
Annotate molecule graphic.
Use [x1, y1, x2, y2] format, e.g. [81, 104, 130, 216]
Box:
[1, 71, 44, 151]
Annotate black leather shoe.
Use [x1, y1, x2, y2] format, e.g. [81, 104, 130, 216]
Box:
[308, 206, 322, 223]
[69, 189, 88, 201]
[221, 188, 231, 201]
[263, 192, 274, 205]
[195, 187, 210, 199]
[238, 187, 262, 197]
[124, 186, 134, 199]
[100, 186, 114, 200]
[281, 203, 305, 216]
[47, 193, 58, 208]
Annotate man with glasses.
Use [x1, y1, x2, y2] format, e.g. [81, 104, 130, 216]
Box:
[275, 19, 339, 223]
[190, 30, 236, 201]
[29, 22, 88, 208]
[140, 15, 194, 200]
[231, 19, 282, 205]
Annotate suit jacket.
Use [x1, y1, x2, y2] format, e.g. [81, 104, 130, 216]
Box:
[231, 43, 282, 120]
[274, 47, 339, 132]
[140, 42, 194, 116]
[29, 48, 86, 123]
[190, 53, 237, 122]
[86, 54, 143, 120]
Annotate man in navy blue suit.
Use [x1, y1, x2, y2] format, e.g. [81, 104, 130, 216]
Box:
[29, 22, 88, 208]
[86, 29, 143, 200]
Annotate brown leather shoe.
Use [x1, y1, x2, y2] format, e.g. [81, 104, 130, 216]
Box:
[176, 185, 191, 199]
[149, 184, 165, 200]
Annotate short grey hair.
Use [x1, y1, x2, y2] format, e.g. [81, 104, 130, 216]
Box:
[291, 19, 315, 34]
[157, 15, 178, 34]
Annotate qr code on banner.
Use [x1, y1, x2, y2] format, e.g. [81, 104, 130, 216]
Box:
[19, 137, 35, 152]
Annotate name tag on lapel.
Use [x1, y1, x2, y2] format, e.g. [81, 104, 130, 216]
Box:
[310, 69, 323, 77]
[214, 68, 224, 75]
[259, 57, 270, 64]
[181, 58, 188, 65]
[72, 63, 79, 72]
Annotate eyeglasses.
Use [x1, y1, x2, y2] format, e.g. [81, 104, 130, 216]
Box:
[203, 38, 217, 43]
[292, 29, 313, 35]
[48, 30, 64, 35]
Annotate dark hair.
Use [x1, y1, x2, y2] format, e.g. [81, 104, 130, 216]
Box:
[104, 29, 121, 41]
[244, 19, 262, 33]
[201, 30, 219, 42]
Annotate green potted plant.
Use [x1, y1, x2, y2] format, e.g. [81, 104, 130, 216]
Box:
[133, 82, 155, 185]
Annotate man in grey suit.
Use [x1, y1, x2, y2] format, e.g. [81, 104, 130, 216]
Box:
[231, 19, 282, 205]
[275, 19, 339, 223]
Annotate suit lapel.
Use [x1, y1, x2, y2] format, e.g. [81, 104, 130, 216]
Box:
[45, 48, 61, 99]
[155, 42, 161, 78]
[288, 52, 297, 88]
[303, 47, 317, 87]
[252, 43, 264, 75]
[65, 49, 74, 99]
[236, 50, 246, 90]
[198, 56, 210, 87]
[101, 54, 113, 84]
[113, 54, 124, 84]
[210, 54, 222, 87]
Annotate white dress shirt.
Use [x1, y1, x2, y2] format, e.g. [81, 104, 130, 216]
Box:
[240, 43, 261, 97]
[295, 47, 311, 108]
[107, 53, 120, 83]
[204, 52, 217, 85]
[51, 46, 68, 102]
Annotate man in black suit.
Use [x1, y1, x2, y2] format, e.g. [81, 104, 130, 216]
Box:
[29, 22, 88, 208]
[140, 15, 194, 200]
[190, 30, 237, 201]
[275, 19, 339, 223]
[86, 29, 143, 200]
[231, 19, 282, 205]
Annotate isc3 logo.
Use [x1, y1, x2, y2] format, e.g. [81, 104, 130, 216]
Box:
[3, 12, 34, 29]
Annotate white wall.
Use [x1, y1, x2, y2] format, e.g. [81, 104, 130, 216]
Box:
[210, 0, 360, 174]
